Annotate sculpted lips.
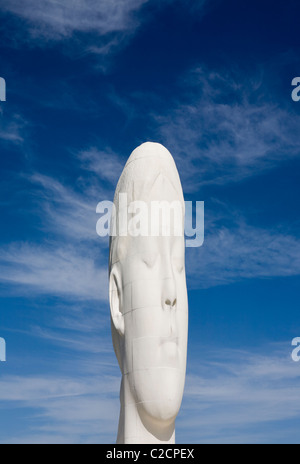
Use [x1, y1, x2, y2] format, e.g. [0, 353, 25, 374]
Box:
[160, 337, 180, 365]
[160, 336, 179, 346]
[160, 337, 179, 357]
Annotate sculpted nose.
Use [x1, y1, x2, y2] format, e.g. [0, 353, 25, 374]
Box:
[163, 278, 177, 310]
[165, 298, 177, 309]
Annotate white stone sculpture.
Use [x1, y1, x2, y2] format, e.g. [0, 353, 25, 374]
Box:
[109, 142, 188, 444]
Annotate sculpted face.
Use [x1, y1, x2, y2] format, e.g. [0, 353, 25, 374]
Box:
[109, 142, 188, 441]
[111, 175, 188, 427]
[126, 236, 188, 425]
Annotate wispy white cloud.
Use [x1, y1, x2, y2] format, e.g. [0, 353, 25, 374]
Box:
[0, 111, 27, 144]
[0, 166, 111, 299]
[78, 147, 124, 185]
[154, 67, 300, 191]
[1, 344, 299, 444]
[0, 0, 156, 67]
[30, 315, 114, 354]
[0, 372, 120, 444]
[0, 243, 108, 300]
[29, 172, 102, 241]
[0, 0, 213, 69]
[179, 345, 300, 443]
[187, 213, 300, 288]
[0, 0, 149, 41]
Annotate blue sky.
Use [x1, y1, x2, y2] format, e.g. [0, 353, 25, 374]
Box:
[0, 0, 300, 444]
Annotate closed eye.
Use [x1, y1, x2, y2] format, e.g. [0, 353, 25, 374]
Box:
[143, 254, 158, 268]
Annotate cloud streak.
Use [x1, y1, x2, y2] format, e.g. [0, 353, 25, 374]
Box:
[154, 67, 300, 191]
[78, 147, 124, 186]
[0, 110, 27, 145]
[0, 0, 149, 41]
[0, 166, 110, 299]
[0, 243, 108, 300]
[179, 345, 300, 443]
[0, 344, 299, 443]
[0, 0, 158, 66]
[187, 213, 300, 288]
[0, 372, 120, 444]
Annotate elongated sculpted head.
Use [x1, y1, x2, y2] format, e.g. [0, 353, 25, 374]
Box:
[109, 142, 188, 435]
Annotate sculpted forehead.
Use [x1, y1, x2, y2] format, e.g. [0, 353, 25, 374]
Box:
[113, 142, 184, 206]
[111, 178, 184, 265]
[110, 142, 185, 268]
[149, 171, 180, 201]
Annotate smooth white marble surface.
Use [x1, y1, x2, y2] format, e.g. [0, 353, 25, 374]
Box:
[109, 142, 188, 444]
